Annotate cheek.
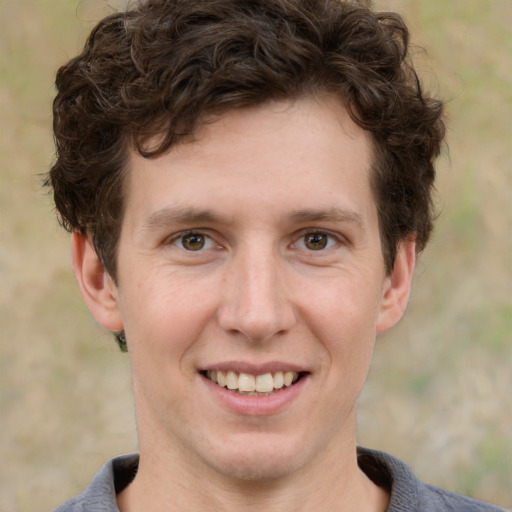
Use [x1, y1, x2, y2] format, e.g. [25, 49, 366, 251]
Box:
[299, 275, 383, 375]
[117, 272, 219, 357]
[301, 273, 383, 336]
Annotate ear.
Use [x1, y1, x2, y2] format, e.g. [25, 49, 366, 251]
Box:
[376, 238, 416, 334]
[71, 232, 124, 332]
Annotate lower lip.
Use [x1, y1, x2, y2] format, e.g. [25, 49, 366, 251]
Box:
[201, 374, 308, 416]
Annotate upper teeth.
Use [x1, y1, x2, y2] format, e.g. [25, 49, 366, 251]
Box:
[206, 370, 299, 393]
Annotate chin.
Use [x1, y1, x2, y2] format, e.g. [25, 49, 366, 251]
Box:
[212, 457, 299, 482]
[203, 435, 312, 482]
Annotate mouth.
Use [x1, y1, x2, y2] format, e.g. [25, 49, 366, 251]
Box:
[201, 370, 306, 396]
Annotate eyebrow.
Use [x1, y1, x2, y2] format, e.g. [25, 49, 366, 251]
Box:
[288, 207, 365, 228]
[142, 207, 228, 232]
[141, 206, 365, 232]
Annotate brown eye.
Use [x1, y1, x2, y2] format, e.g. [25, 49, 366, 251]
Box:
[181, 233, 206, 251]
[304, 232, 329, 250]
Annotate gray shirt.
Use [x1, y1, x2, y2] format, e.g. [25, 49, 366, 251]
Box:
[54, 447, 507, 511]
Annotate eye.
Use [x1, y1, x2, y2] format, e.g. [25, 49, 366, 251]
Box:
[174, 232, 215, 251]
[295, 231, 339, 251]
[304, 232, 329, 250]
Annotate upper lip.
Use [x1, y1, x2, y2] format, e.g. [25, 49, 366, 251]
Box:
[201, 361, 308, 375]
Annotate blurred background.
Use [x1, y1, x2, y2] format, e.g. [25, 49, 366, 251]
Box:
[0, 0, 510, 510]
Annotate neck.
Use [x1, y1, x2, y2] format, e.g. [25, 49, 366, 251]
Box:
[117, 434, 389, 512]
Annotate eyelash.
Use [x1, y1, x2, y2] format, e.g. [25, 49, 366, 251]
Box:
[166, 229, 345, 253]
[167, 230, 217, 251]
[292, 229, 343, 251]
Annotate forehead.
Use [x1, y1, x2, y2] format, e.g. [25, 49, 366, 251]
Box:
[178, 96, 371, 169]
[123, 95, 376, 228]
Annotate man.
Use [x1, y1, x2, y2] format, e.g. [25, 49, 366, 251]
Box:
[47, 0, 505, 510]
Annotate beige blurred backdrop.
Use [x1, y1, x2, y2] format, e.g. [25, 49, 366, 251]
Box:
[0, 1, 510, 510]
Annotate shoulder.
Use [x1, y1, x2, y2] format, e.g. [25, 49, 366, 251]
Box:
[357, 447, 507, 512]
[53, 454, 139, 512]
[53, 495, 84, 512]
[419, 483, 508, 512]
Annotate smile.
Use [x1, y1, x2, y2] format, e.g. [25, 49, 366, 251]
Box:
[204, 370, 301, 395]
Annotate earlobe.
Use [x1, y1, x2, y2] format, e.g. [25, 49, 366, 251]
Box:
[376, 238, 416, 334]
[71, 232, 124, 332]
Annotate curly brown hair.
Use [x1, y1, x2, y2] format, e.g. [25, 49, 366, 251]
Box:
[47, 0, 444, 281]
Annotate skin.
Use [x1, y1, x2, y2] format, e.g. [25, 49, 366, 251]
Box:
[73, 95, 416, 512]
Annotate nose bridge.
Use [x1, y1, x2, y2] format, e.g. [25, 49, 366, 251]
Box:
[218, 239, 295, 342]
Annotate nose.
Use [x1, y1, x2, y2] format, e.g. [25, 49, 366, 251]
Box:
[217, 244, 297, 343]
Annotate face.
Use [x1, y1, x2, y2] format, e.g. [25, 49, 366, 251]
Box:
[77, 96, 414, 482]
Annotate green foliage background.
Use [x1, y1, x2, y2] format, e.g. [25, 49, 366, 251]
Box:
[0, 1, 510, 510]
